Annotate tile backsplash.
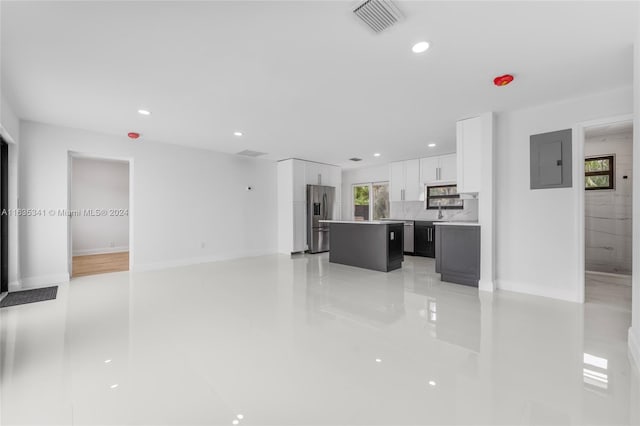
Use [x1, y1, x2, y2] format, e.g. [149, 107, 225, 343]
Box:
[389, 199, 479, 221]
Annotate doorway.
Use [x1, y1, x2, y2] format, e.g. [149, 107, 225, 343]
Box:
[582, 119, 633, 310]
[69, 155, 131, 278]
[1, 137, 8, 294]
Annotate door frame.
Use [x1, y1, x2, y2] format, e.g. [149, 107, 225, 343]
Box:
[1, 136, 8, 293]
[67, 152, 134, 276]
[573, 113, 633, 303]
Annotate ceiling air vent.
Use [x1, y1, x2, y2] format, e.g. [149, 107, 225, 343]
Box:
[349, 157, 363, 162]
[236, 150, 267, 157]
[353, 0, 403, 33]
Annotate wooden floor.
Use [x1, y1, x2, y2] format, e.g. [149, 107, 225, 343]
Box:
[72, 252, 129, 278]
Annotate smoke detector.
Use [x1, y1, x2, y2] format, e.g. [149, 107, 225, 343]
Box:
[353, 0, 403, 33]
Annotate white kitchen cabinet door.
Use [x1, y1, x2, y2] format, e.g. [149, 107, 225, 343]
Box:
[404, 159, 421, 201]
[457, 117, 482, 193]
[293, 202, 307, 252]
[292, 160, 306, 203]
[419, 156, 439, 183]
[319, 164, 331, 186]
[305, 162, 321, 186]
[390, 161, 405, 202]
[438, 154, 457, 182]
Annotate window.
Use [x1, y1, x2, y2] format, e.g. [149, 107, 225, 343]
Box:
[585, 155, 614, 190]
[352, 182, 389, 221]
[426, 184, 463, 210]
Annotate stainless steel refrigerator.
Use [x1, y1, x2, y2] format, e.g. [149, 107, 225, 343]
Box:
[307, 185, 335, 253]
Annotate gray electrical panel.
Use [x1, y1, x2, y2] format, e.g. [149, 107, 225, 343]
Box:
[530, 129, 572, 190]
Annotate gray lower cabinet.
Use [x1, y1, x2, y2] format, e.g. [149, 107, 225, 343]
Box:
[435, 225, 480, 287]
[328, 222, 404, 272]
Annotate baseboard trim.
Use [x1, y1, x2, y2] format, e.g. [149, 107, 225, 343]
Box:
[133, 250, 277, 272]
[478, 279, 495, 292]
[585, 270, 632, 285]
[496, 279, 581, 303]
[629, 327, 640, 371]
[17, 274, 70, 290]
[72, 246, 129, 256]
[8, 280, 21, 292]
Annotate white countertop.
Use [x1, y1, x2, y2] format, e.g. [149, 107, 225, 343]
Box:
[319, 220, 405, 225]
[434, 221, 480, 226]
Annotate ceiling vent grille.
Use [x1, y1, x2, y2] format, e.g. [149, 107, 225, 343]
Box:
[349, 157, 363, 162]
[353, 0, 403, 33]
[236, 150, 267, 157]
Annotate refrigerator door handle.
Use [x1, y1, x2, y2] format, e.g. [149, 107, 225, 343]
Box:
[323, 193, 327, 219]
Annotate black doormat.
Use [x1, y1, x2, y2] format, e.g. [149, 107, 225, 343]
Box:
[0, 286, 58, 308]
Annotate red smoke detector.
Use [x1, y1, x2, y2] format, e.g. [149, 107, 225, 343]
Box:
[494, 74, 514, 86]
[127, 132, 140, 139]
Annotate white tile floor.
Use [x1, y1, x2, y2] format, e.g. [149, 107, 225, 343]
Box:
[1, 254, 638, 425]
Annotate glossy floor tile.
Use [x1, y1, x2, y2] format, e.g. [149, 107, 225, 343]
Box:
[586, 272, 632, 312]
[1, 254, 639, 425]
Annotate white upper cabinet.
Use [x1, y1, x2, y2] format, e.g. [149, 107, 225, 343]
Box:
[390, 161, 405, 202]
[404, 159, 421, 201]
[419, 156, 439, 182]
[438, 154, 457, 182]
[292, 160, 306, 203]
[456, 116, 483, 194]
[305, 161, 321, 186]
[419, 154, 457, 183]
[390, 159, 421, 202]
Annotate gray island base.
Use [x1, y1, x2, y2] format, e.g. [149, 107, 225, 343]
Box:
[320, 220, 404, 272]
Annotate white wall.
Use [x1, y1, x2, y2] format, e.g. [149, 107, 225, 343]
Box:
[496, 87, 633, 302]
[341, 164, 389, 220]
[1, 96, 20, 143]
[0, 94, 20, 289]
[585, 130, 633, 275]
[19, 121, 277, 287]
[71, 157, 129, 255]
[630, 6, 640, 370]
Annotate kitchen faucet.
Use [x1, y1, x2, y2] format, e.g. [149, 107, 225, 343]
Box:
[438, 205, 444, 220]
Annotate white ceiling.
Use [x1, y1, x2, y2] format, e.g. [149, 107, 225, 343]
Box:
[585, 120, 633, 138]
[1, 1, 637, 168]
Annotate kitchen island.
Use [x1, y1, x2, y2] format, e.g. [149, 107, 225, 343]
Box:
[319, 220, 404, 272]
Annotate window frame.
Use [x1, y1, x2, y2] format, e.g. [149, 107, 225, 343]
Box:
[425, 184, 464, 210]
[585, 155, 615, 191]
[351, 181, 389, 221]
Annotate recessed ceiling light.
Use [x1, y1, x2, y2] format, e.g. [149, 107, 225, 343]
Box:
[137, 109, 151, 116]
[375, 358, 382, 363]
[428, 380, 436, 386]
[374, 153, 381, 157]
[412, 41, 430, 54]
[428, 143, 436, 148]
[232, 421, 239, 425]
[110, 384, 119, 389]
[236, 415, 244, 420]
[104, 359, 112, 364]
[234, 131, 243, 137]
